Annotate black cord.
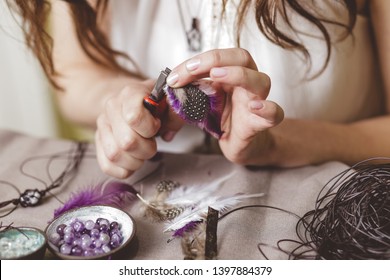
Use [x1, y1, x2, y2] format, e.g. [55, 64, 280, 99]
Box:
[218, 158, 390, 260]
[294, 159, 390, 259]
[0, 142, 88, 218]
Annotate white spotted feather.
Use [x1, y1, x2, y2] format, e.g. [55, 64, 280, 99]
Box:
[164, 192, 265, 232]
[165, 172, 234, 206]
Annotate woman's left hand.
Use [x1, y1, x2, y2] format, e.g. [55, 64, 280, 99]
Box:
[166, 48, 284, 166]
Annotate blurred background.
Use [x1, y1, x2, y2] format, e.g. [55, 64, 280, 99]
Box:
[0, 1, 89, 140]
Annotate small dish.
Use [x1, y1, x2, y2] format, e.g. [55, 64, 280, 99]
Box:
[0, 227, 47, 259]
[45, 205, 136, 260]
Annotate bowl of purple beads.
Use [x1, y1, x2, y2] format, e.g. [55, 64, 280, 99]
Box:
[45, 205, 136, 259]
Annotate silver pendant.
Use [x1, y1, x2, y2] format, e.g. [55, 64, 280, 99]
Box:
[186, 18, 202, 52]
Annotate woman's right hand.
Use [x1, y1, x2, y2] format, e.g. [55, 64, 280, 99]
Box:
[95, 81, 162, 179]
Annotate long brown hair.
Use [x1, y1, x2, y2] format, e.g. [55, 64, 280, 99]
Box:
[6, 0, 357, 89]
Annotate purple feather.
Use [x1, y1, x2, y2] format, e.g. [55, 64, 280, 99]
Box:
[53, 181, 137, 219]
[172, 220, 202, 238]
[165, 80, 224, 139]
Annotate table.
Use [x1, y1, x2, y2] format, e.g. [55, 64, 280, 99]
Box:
[0, 129, 348, 259]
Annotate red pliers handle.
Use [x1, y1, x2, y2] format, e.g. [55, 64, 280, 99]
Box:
[143, 67, 171, 118]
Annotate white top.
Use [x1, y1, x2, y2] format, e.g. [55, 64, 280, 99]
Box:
[110, 0, 384, 152]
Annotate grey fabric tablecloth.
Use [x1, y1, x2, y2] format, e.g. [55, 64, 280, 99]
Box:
[0, 129, 348, 259]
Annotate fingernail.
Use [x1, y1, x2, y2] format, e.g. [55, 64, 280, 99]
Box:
[186, 58, 200, 71]
[211, 67, 227, 78]
[162, 131, 176, 142]
[249, 100, 264, 110]
[166, 72, 179, 86]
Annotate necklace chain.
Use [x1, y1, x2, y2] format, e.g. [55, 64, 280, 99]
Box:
[176, 0, 203, 52]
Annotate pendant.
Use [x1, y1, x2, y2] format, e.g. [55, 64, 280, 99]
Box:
[186, 18, 202, 52]
[19, 189, 43, 207]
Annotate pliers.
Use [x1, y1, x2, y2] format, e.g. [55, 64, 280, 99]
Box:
[143, 67, 172, 118]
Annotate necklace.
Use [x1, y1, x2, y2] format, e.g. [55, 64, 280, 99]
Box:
[0, 142, 88, 218]
[176, 0, 203, 52]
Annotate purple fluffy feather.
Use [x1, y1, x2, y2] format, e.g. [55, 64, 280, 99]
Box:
[165, 80, 224, 139]
[53, 181, 137, 219]
[172, 220, 202, 238]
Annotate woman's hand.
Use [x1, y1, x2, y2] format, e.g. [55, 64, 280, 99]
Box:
[167, 48, 284, 166]
[95, 78, 183, 178]
[95, 81, 160, 178]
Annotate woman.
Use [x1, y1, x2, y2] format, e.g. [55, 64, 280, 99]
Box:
[6, 0, 390, 179]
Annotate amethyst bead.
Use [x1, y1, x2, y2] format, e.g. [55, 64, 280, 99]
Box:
[56, 224, 66, 236]
[99, 233, 110, 245]
[71, 246, 83, 256]
[63, 232, 75, 244]
[63, 225, 74, 235]
[60, 243, 72, 255]
[72, 220, 85, 232]
[72, 238, 82, 247]
[93, 248, 104, 255]
[102, 244, 111, 253]
[96, 218, 109, 226]
[49, 232, 61, 245]
[85, 220, 95, 230]
[83, 249, 94, 257]
[110, 221, 119, 230]
[90, 228, 99, 238]
[99, 224, 109, 233]
[91, 239, 102, 249]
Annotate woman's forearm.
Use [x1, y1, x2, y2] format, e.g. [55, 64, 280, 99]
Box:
[267, 115, 390, 167]
[54, 67, 144, 128]
[49, 0, 148, 128]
